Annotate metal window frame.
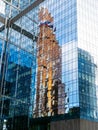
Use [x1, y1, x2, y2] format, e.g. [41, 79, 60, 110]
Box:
[0, 0, 45, 40]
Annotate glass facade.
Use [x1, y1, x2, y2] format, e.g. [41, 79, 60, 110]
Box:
[0, 0, 98, 129]
[0, 1, 37, 129]
[77, 0, 98, 120]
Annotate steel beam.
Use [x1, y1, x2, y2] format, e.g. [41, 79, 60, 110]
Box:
[0, 0, 44, 39]
[0, 0, 44, 25]
[11, 23, 37, 40]
[10, 0, 45, 24]
[0, 22, 37, 40]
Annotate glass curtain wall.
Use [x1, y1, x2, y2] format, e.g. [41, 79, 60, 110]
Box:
[33, 0, 98, 121]
[77, 0, 98, 121]
[33, 0, 79, 118]
[0, 0, 38, 129]
[0, 0, 98, 129]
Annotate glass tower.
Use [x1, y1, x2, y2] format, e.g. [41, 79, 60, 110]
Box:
[0, 0, 98, 129]
[33, 0, 98, 121]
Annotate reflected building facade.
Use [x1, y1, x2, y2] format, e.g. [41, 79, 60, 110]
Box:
[34, 8, 65, 117]
[78, 48, 97, 120]
[0, 0, 98, 130]
[34, 0, 98, 122]
[0, 41, 36, 130]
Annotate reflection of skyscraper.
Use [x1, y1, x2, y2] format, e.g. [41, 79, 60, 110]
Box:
[34, 8, 65, 117]
[78, 48, 97, 119]
[8, 63, 32, 117]
[0, 43, 36, 129]
[0, 50, 12, 118]
[0, 0, 98, 129]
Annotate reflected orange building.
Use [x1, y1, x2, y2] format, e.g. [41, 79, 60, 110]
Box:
[34, 8, 65, 117]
